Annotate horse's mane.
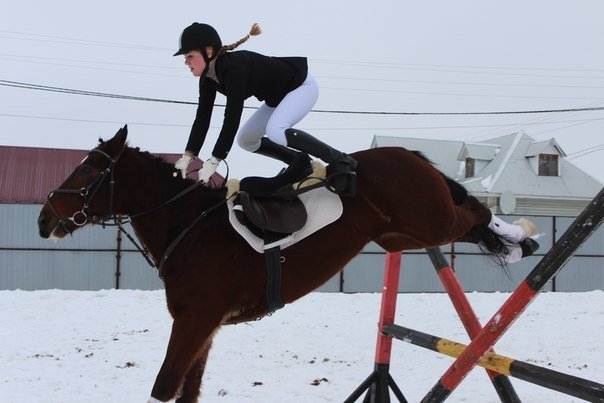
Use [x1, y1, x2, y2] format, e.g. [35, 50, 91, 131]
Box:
[130, 145, 227, 194]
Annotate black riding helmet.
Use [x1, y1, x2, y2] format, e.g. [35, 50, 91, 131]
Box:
[173, 23, 222, 62]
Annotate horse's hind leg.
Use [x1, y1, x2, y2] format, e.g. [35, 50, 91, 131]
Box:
[150, 312, 222, 402]
[175, 343, 212, 403]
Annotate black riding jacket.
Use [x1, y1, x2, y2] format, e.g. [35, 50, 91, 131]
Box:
[185, 50, 308, 160]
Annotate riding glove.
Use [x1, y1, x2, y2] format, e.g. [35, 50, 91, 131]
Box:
[198, 156, 221, 183]
[174, 154, 193, 178]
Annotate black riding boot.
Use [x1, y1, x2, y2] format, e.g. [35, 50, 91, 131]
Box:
[285, 128, 357, 196]
[239, 137, 313, 197]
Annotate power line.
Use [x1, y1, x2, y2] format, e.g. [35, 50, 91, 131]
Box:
[4, 53, 604, 90]
[313, 58, 604, 74]
[3, 79, 604, 116]
[0, 30, 167, 51]
[315, 60, 604, 80]
[565, 144, 604, 160]
[0, 112, 191, 127]
[4, 111, 604, 131]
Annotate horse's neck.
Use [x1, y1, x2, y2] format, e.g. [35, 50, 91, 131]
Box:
[123, 176, 225, 266]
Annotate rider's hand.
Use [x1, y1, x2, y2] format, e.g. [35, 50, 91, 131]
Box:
[174, 154, 193, 179]
[198, 156, 221, 184]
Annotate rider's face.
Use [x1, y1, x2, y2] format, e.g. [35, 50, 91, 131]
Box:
[184, 50, 205, 77]
[184, 47, 213, 77]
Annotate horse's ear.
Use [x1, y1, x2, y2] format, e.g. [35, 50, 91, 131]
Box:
[113, 125, 128, 146]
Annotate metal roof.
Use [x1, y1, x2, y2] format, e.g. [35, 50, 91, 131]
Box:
[371, 133, 602, 200]
[0, 145, 199, 203]
[457, 143, 499, 161]
[371, 135, 465, 178]
[525, 138, 566, 157]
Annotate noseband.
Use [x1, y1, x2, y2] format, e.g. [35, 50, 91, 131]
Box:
[45, 143, 126, 236]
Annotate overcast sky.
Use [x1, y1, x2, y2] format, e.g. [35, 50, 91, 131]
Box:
[1, 1, 603, 182]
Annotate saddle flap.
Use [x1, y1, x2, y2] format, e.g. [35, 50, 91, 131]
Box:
[237, 191, 307, 234]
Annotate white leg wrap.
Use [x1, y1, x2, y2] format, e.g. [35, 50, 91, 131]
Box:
[488, 214, 525, 243]
[504, 244, 523, 263]
[513, 218, 538, 238]
[147, 397, 165, 403]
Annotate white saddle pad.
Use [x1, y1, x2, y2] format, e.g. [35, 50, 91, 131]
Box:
[228, 187, 343, 253]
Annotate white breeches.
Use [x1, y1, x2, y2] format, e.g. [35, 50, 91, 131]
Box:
[236, 74, 319, 151]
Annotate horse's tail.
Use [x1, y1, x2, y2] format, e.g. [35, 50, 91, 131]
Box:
[466, 225, 511, 270]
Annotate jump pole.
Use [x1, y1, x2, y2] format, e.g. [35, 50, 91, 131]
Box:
[343, 252, 407, 403]
[384, 324, 604, 401]
[422, 187, 604, 402]
[426, 247, 520, 402]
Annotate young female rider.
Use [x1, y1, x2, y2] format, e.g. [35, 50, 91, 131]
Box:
[173, 23, 357, 195]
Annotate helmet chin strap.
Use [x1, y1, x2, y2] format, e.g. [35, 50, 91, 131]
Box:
[199, 48, 217, 80]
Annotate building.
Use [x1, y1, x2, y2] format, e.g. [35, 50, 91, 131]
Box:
[371, 132, 602, 216]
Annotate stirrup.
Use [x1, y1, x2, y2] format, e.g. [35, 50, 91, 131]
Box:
[325, 171, 357, 197]
[325, 157, 358, 197]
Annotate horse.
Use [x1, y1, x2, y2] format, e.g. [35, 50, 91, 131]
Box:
[37, 126, 537, 402]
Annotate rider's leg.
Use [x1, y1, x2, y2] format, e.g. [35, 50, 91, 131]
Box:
[254, 137, 312, 183]
[237, 104, 311, 184]
[264, 75, 356, 195]
[284, 128, 357, 194]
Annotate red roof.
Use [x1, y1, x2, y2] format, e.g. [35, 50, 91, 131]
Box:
[0, 146, 199, 203]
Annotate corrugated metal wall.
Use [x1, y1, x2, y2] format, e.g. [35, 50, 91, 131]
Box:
[1, 204, 602, 292]
[0, 204, 161, 291]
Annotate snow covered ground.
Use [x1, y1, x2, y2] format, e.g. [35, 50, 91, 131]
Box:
[1, 290, 603, 403]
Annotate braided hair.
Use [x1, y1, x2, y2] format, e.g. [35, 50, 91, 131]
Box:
[218, 23, 262, 55]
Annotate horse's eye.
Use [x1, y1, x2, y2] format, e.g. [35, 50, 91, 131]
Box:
[81, 166, 93, 175]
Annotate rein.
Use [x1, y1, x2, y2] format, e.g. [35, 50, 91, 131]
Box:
[45, 143, 227, 278]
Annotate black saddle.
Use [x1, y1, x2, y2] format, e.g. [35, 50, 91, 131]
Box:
[234, 190, 307, 238]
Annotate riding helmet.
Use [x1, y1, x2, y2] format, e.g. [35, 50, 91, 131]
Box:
[173, 23, 222, 56]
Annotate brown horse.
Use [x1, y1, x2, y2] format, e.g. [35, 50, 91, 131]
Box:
[37, 126, 535, 402]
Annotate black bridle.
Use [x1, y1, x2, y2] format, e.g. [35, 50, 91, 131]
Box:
[45, 144, 127, 236]
[44, 142, 228, 277]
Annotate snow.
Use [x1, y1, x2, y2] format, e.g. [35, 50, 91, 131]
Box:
[1, 290, 603, 402]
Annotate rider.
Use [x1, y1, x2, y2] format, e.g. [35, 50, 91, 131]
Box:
[172, 22, 357, 195]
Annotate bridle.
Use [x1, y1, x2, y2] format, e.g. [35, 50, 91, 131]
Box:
[43, 141, 228, 277]
[45, 143, 127, 237]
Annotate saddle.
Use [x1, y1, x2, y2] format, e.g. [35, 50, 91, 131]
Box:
[234, 190, 307, 242]
[233, 186, 309, 314]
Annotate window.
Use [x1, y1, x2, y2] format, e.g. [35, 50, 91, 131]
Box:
[538, 154, 558, 176]
[465, 157, 475, 178]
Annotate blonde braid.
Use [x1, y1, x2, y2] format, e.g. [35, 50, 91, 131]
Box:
[220, 23, 262, 53]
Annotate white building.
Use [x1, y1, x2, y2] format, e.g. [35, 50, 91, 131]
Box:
[371, 132, 602, 216]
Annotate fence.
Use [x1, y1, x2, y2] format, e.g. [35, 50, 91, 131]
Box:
[2, 204, 604, 292]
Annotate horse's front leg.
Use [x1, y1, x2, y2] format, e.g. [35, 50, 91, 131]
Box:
[149, 311, 222, 402]
[175, 341, 213, 403]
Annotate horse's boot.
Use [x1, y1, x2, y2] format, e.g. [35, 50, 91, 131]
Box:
[285, 128, 358, 197]
[519, 238, 540, 258]
[240, 137, 313, 197]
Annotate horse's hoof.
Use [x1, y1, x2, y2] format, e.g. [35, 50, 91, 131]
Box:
[520, 238, 539, 258]
[514, 218, 537, 238]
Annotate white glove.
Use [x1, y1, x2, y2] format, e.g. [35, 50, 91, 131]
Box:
[174, 154, 193, 178]
[198, 156, 221, 183]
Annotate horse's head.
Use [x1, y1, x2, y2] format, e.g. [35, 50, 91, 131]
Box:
[38, 126, 129, 239]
